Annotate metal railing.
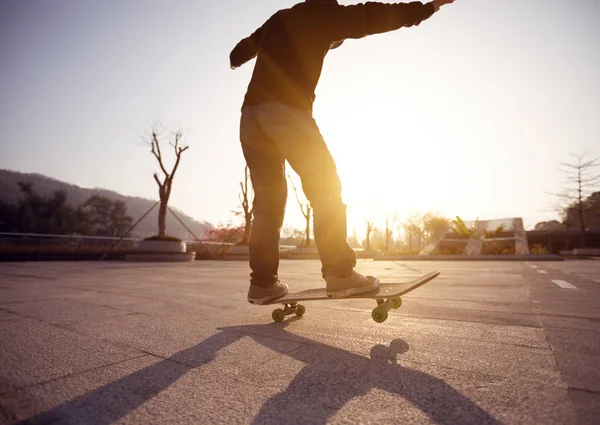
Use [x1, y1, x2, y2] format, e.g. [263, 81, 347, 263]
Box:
[0, 232, 300, 261]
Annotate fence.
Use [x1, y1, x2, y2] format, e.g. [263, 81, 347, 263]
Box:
[0, 232, 299, 261]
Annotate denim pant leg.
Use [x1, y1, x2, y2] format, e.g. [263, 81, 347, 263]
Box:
[240, 108, 287, 287]
[255, 103, 356, 278]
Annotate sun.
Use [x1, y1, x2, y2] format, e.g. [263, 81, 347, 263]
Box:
[321, 113, 442, 236]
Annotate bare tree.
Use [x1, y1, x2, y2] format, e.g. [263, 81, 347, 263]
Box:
[288, 174, 312, 247]
[555, 152, 600, 248]
[364, 213, 376, 252]
[385, 213, 391, 253]
[149, 129, 189, 237]
[398, 212, 427, 252]
[237, 166, 254, 245]
[383, 212, 400, 254]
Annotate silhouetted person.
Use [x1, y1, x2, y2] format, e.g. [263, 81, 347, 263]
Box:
[231, 0, 455, 304]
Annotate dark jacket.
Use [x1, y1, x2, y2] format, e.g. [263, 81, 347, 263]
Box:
[231, 1, 436, 111]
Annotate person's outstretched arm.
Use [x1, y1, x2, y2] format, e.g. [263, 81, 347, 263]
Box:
[230, 25, 265, 70]
[324, 0, 455, 43]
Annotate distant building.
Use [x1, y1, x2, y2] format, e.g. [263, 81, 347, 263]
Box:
[420, 217, 530, 256]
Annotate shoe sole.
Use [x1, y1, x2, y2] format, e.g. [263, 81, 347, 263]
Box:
[248, 286, 289, 305]
[327, 276, 380, 299]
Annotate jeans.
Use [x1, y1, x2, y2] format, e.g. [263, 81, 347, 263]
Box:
[240, 102, 356, 286]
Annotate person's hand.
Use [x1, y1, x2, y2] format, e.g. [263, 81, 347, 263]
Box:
[433, 0, 455, 12]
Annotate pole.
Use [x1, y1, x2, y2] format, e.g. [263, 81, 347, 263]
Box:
[168, 207, 218, 259]
[99, 201, 159, 261]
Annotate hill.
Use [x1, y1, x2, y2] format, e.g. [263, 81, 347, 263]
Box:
[0, 169, 213, 239]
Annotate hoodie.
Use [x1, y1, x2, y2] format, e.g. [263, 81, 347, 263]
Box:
[230, 1, 436, 112]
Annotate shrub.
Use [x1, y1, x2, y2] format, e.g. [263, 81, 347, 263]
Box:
[530, 244, 549, 255]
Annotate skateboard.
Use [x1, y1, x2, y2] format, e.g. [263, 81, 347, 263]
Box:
[265, 270, 440, 323]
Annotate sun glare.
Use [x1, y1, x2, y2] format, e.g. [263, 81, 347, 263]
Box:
[316, 106, 447, 236]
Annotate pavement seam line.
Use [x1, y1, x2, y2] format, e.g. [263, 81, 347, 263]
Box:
[294, 326, 551, 351]
[55, 284, 161, 301]
[525, 275, 569, 389]
[569, 387, 600, 396]
[0, 353, 150, 397]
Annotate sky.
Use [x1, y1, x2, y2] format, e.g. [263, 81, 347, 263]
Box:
[1, 0, 599, 237]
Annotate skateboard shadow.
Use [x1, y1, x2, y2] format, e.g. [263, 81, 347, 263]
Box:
[15, 322, 500, 425]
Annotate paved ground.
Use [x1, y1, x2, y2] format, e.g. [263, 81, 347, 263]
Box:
[0, 259, 599, 424]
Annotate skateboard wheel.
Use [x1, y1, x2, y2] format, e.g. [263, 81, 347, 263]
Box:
[272, 309, 285, 322]
[372, 306, 388, 323]
[295, 304, 306, 317]
[392, 297, 402, 309]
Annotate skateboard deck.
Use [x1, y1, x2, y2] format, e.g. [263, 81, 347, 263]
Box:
[266, 270, 440, 323]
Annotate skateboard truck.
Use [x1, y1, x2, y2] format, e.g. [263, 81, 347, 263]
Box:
[371, 296, 403, 323]
[271, 302, 306, 322]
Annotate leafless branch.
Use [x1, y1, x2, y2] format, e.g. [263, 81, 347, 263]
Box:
[288, 174, 309, 218]
[153, 173, 162, 187]
[151, 132, 170, 178]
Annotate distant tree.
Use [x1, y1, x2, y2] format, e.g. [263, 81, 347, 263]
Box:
[582, 192, 600, 231]
[204, 223, 243, 244]
[402, 212, 425, 251]
[553, 152, 600, 247]
[236, 166, 254, 245]
[382, 213, 401, 254]
[148, 128, 189, 238]
[534, 220, 566, 231]
[422, 211, 451, 243]
[364, 209, 376, 251]
[0, 202, 19, 232]
[83, 195, 133, 237]
[15, 182, 82, 234]
[280, 227, 305, 246]
[369, 228, 390, 252]
[347, 230, 361, 249]
[288, 174, 312, 247]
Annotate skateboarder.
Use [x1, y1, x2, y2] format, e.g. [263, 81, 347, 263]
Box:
[231, 0, 455, 304]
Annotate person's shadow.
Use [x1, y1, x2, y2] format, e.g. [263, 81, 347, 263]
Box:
[17, 321, 500, 425]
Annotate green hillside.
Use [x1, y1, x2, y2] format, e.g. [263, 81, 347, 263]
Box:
[0, 169, 212, 239]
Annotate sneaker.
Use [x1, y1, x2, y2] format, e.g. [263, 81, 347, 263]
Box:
[326, 271, 380, 298]
[247, 281, 289, 305]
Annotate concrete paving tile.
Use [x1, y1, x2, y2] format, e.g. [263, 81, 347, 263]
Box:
[66, 313, 302, 369]
[393, 304, 541, 327]
[59, 291, 155, 308]
[568, 388, 600, 424]
[1, 298, 131, 324]
[221, 321, 561, 385]
[117, 296, 252, 318]
[545, 328, 600, 393]
[534, 301, 600, 318]
[0, 355, 188, 424]
[0, 285, 85, 304]
[235, 310, 548, 349]
[0, 260, 598, 425]
[545, 328, 600, 356]
[0, 288, 38, 304]
[538, 314, 600, 332]
[2, 340, 577, 425]
[404, 297, 533, 314]
[0, 307, 21, 321]
[217, 340, 574, 425]
[0, 318, 141, 394]
[0, 354, 285, 425]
